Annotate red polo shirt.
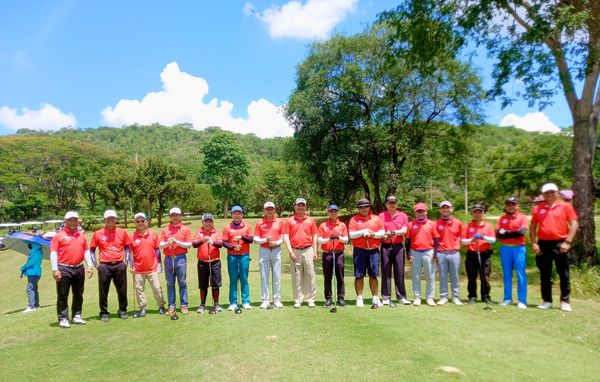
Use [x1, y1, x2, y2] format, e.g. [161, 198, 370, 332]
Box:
[50, 227, 88, 265]
[131, 229, 160, 274]
[318, 219, 348, 252]
[348, 213, 385, 249]
[379, 210, 409, 245]
[435, 217, 462, 251]
[283, 214, 318, 248]
[90, 227, 132, 263]
[463, 221, 495, 252]
[497, 212, 528, 246]
[161, 224, 192, 256]
[254, 217, 283, 249]
[406, 219, 440, 250]
[531, 200, 578, 241]
[193, 227, 222, 262]
[223, 221, 252, 255]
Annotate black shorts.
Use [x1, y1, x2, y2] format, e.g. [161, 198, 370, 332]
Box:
[353, 248, 380, 278]
[197, 260, 222, 289]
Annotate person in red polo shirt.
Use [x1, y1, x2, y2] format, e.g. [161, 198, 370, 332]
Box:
[348, 199, 385, 309]
[283, 198, 319, 309]
[406, 203, 439, 306]
[530, 183, 579, 312]
[318, 204, 349, 307]
[253, 202, 284, 309]
[160, 207, 193, 316]
[435, 201, 463, 305]
[90, 209, 132, 321]
[223, 205, 254, 312]
[129, 212, 166, 318]
[192, 213, 224, 315]
[379, 196, 410, 307]
[50, 211, 93, 329]
[496, 197, 529, 309]
[461, 203, 496, 305]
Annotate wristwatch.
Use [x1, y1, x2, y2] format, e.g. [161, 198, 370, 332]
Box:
[564, 240, 572, 245]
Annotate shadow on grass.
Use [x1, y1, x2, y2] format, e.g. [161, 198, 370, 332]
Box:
[4, 304, 53, 315]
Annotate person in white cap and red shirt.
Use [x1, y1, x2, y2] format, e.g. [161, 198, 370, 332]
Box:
[192, 213, 224, 314]
[253, 201, 284, 309]
[318, 204, 349, 307]
[160, 207, 193, 316]
[50, 211, 94, 328]
[379, 196, 410, 306]
[129, 212, 166, 318]
[90, 209, 132, 321]
[406, 202, 439, 306]
[348, 199, 385, 309]
[530, 183, 579, 312]
[435, 201, 463, 305]
[283, 197, 319, 308]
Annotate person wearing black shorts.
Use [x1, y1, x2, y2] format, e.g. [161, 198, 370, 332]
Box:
[192, 214, 224, 314]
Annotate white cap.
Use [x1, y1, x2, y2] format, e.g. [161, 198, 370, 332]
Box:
[295, 198, 307, 205]
[103, 210, 117, 219]
[169, 207, 182, 215]
[439, 200, 453, 208]
[134, 212, 146, 220]
[541, 183, 559, 193]
[64, 211, 79, 220]
[264, 201, 275, 209]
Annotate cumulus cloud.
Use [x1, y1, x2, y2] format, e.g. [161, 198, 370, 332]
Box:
[246, 0, 357, 39]
[499, 112, 561, 133]
[101, 62, 293, 138]
[0, 103, 77, 131]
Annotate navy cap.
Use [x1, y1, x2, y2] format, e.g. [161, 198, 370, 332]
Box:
[385, 196, 398, 204]
[356, 199, 371, 207]
[327, 204, 339, 211]
[471, 203, 485, 211]
[231, 205, 243, 213]
[505, 197, 519, 205]
[202, 213, 214, 221]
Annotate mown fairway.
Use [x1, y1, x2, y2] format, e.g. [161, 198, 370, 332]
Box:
[1, 218, 599, 381]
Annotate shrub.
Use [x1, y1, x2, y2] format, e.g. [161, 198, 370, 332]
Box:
[570, 265, 600, 297]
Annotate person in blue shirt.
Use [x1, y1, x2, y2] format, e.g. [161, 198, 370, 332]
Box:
[21, 242, 43, 313]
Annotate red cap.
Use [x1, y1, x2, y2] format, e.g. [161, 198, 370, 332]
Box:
[413, 202, 427, 211]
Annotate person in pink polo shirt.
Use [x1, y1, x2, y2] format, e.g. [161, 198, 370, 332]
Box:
[435, 201, 463, 305]
[378, 196, 410, 307]
[530, 183, 579, 312]
[348, 199, 385, 309]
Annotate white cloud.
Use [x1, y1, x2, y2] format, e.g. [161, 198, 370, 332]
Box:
[0, 103, 77, 131]
[499, 112, 560, 133]
[248, 0, 357, 39]
[101, 62, 293, 138]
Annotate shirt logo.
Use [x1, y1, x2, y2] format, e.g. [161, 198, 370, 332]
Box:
[438, 225, 444, 231]
[469, 228, 475, 233]
[135, 239, 141, 245]
[413, 225, 419, 230]
[540, 209, 547, 215]
[502, 219, 508, 224]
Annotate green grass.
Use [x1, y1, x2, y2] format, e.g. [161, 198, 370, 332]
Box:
[1, 218, 600, 381]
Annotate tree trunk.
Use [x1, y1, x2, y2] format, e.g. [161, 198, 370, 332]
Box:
[146, 200, 153, 228]
[223, 198, 229, 219]
[123, 210, 128, 229]
[157, 200, 164, 228]
[572, 118, 598, 265]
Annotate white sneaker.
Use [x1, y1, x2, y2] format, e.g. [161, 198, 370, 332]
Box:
[372, 296, 383, 307]
[59, 318, 70, 328]
[294, 301, 301, 309]
[72, 315, 86, 325]
[452, 297, 463, 305]
[400, 298, 412, 305]
[413, 298, 421, 306]
[499, 300, 513, 306]
[260, 301, 270, 309]
[537, 302, 552, 310]
[243, 303, 252, 310]
[426, 298, 436, 306]
[437, 297, 448, 305]
[560, 302, 572, 312]
[382, 299, 390, 306]
[22, 307, 36, 313]
[308, 301, 316, 308]
[227, 304, 237, 311]
[274, 300, 284, 308]
[517, 302, 527, 310]
[356, 296, 364, 308]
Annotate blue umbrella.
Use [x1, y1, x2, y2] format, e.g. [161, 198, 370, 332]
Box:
[2, 232, 51, 259]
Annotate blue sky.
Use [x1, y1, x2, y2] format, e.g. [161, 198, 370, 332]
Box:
[0, 0, 571, 137]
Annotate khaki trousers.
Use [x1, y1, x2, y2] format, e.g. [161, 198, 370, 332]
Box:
[133, 272, 165, 309]
[290, 247, 316, 303]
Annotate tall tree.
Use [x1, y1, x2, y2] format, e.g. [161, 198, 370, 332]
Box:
[202, 132, 250, 218]
[380, 0, 599, 264]
[99, 164, 136, 227]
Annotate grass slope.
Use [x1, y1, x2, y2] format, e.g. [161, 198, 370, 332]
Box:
[1, 218, 599, 381]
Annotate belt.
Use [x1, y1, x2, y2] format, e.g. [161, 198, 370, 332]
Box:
[293, 246, 311, 250]
[381, 242, 403, 248]
[323, 251, 344, 255]
[58, 263, 83, 268]
[100, 261, 122, 265]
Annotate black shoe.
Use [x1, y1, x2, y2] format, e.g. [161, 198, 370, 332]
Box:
[389, 301, 397, 308]
[468, 298, 476, 305]
[234, 306, 243, 314]
[119, 311, 128, 319]
[484, 298, 493, 305]
[158, 306, 166, 315]
[139, 308, 147, 317]
[337, 299, 346, 307]
[101, 314, 110, 322]
[371, 303, 379, 310]
[323, 299, 332, 307]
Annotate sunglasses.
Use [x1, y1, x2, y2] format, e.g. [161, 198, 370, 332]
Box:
[135, 220, 146, 223]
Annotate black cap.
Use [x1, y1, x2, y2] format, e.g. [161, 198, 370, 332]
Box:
[356, 199, 371, 207]
[471, 203, 485, 212]
[505, 197, 519, 205]
[385, 196, 398, 203]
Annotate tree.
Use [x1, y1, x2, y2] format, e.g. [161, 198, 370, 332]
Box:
[99, 164, 136, 227]
[286, 27, 483, 211]
[380, 0, 599, 264]
[202, 132, 250, 218]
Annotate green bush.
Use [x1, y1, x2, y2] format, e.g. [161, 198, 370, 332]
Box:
[570, 265, 600, 297]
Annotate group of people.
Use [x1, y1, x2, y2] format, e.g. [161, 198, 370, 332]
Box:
[34, 182, 578, 328]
